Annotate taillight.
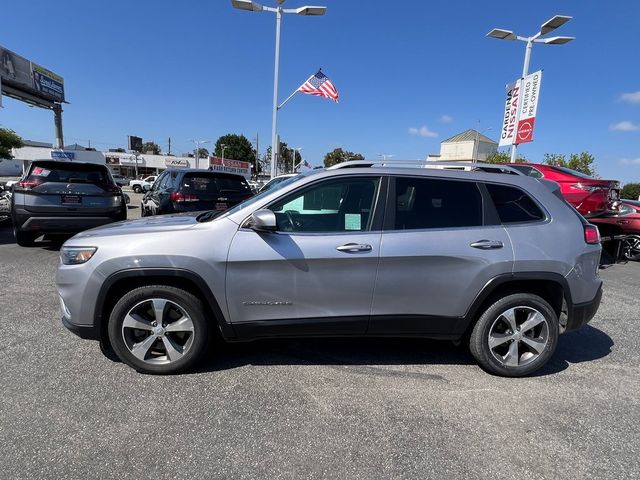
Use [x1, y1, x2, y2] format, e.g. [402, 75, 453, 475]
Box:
[572, 183, 603, 193]
[584, 224, 600, 245]
[170, 192, 199, 203]
[16, 179, 42, 190]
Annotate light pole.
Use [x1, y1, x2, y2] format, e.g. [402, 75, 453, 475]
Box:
[487, 15, 574, 163]
[231, 0, 327, 180]
[191, 139, 211, 169]
[221, 144, 228, 164]
[291, 147, 302, 172]
[473, 126, 492, 163]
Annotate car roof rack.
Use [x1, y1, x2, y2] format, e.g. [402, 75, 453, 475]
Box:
[326, 160, 523, 175]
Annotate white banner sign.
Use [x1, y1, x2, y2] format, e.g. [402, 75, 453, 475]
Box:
[515, 70, 543, 144]
[498, 79, 521, 147]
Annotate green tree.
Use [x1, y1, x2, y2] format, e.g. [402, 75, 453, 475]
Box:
[543, 151, 597, 177]
[621, 182, 640, 200]
[485, 150, 527, 164]
[264, 141, 302, 174]
[196, 147, 209, 159]
[323, 147, 364, 168]
[0, 128, 24, 160]
[214, 134, 255, 163]
[139, 141, 161, 155]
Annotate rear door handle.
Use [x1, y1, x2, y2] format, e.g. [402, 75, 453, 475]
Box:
[470, 240, 504, 250]
[336, 243, 372, 253]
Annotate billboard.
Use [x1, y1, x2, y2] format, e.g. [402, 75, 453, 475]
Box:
[515, 70, 543, 144]
[0, 45, 65, 103]
[209, 157, 251, 178]
[128, 135, 143, 152]
[498, 80, 520, 147]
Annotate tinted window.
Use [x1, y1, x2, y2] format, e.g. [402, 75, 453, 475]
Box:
[28, 163, 111, 185]
[550, 165, 593, 179]
[511, 165, 543, 178]
[485, 183, 545, 223]
[393, 177, 482, 230]
[270, 177, 380, 232]
[182, 173, 251, 195]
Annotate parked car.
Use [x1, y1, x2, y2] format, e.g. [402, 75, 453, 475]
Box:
[510, 163, 620, 218]
[129, 175, 157, 193]
[57, 162, 603, 377]
[12, 160, 127, 246]
[258, 173, 300, 193]
[0, 185, 11, 222]
[111, 174, 129, 187]
[140, 169, 253, 216]
[590, 200, 640, 261]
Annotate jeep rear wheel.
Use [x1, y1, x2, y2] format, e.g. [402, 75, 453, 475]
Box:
[107, 285, 210, 374]
[132, 185, 142, 193]
[469, 293, 558, 377]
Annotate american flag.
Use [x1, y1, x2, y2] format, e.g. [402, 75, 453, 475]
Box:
[297, 70, 339, 102]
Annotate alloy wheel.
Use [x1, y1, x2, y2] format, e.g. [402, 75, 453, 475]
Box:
[622, 235, 640, 261]
[121, 298, 195, 365]
[487, 306, 550, 368]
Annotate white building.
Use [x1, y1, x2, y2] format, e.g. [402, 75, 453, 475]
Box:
[4, 145, 251, 179]
[427, 129, 498, 162]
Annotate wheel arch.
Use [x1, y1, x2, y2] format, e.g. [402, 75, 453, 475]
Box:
[95, 268, 235, 346]
[461, 272, 571, 337]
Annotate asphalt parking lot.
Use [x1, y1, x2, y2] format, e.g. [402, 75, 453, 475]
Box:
[1, 191, 639, 479]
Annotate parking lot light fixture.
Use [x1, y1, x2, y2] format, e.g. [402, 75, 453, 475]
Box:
[486, 15, 574, 163]
[191, 139, 211, 169]
[231, 0, 327, 180]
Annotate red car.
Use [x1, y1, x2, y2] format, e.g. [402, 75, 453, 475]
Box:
[511, 163, 620, 218]
[590, 200, 640, 261]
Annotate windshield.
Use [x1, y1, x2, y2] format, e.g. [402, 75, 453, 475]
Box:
[198, 174, 306, 222]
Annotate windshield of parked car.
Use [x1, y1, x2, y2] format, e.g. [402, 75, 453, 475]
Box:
[197, 175, 304, 222]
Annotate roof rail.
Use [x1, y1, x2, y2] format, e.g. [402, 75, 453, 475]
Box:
[326, 160, 523, 175]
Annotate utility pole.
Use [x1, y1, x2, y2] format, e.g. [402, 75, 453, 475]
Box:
[255, 132, 259, 179]
[168, 137, 171, 155]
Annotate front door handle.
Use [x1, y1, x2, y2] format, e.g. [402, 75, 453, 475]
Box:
[336, 243, 372, 253]
[470, 239, 504, 250]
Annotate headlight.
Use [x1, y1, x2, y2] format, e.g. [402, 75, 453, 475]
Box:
[60, 246, 97, 265]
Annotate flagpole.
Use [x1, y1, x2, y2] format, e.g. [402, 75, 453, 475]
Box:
[278, 74, 314, 110]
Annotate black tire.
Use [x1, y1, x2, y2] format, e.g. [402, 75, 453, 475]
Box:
[13, 225, 37, 247]
[132, 185, 142, 193]
[469, 293, 559, 377]
[107, 285, 210, 374]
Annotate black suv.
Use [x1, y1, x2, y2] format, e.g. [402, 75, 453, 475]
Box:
[141, 169, 253, 216]
[12, 161, 127, 246]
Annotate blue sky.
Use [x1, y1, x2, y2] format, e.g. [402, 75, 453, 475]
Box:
[1, 0, 639, 182]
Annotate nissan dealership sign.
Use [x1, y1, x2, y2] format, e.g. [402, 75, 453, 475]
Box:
[499, 70, 543, 147]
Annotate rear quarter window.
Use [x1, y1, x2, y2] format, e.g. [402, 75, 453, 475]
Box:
[485, 183, 545, 223]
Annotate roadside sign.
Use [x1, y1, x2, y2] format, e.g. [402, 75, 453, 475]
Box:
[498, 79, 521, 147]
[51, 150, 75, 160]
[209, 156, 251, 178]
[515, 70, 543, 144]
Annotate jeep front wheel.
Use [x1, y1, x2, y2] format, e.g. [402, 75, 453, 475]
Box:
[107, 285, 210, 374]
[469, 293, 559, 377]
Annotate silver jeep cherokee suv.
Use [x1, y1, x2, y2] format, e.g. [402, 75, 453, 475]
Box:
[56, 162, 603, 377]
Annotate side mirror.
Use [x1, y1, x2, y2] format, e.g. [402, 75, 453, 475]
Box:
[143, 184, 152, 192]
[249, 209, 277, 232]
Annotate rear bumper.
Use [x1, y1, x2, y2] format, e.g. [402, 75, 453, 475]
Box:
[13, 208, 124, 233]
[565, 283, 603, 332]
[62, 316, 100, 340]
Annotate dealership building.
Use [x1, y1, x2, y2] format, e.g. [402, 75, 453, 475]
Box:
[4, 143, 252, 179]
[426, 129, 498, 162]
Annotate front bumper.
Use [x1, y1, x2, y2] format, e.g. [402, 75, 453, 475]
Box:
[565, 283, 603, 332]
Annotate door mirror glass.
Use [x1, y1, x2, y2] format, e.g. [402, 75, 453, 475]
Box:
[250, 209, 277, 232]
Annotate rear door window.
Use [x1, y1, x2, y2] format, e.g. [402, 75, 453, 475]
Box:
[182, 174, 251, 196]
[485, 183, 545, 223]
[392, 177, 483, 230]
